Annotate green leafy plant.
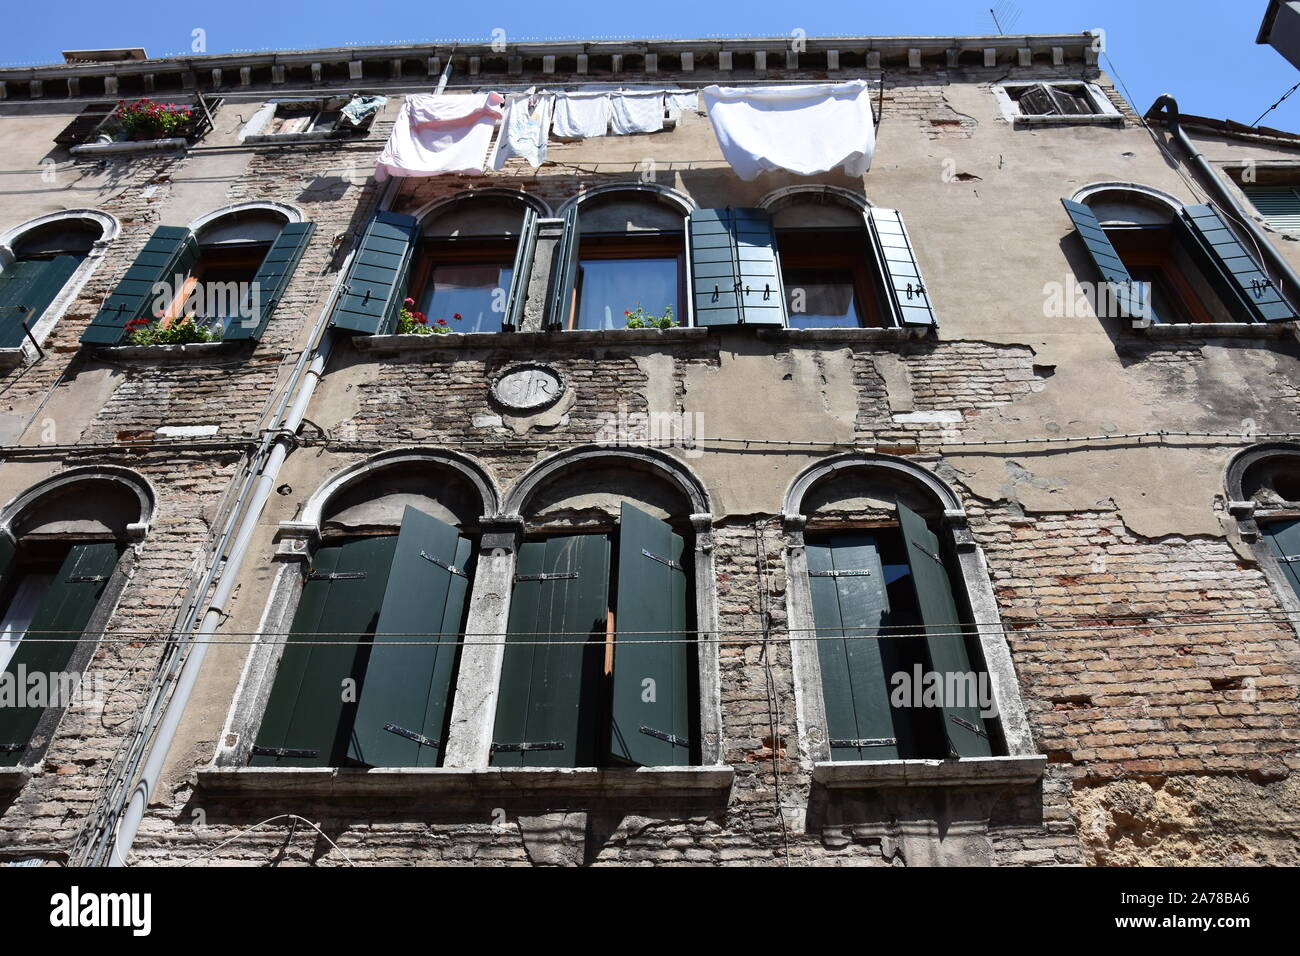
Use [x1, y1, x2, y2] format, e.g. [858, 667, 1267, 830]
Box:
[125, 314, 222, 346]
[111, 99, 194, 141]
[396, 298, 438, 334]
[623, 305, 676, 330]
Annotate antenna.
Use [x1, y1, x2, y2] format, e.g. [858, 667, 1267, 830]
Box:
[989, 1, 1022, 36]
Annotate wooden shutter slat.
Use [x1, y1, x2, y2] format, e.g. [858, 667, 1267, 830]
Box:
[610, 502, 692, 766]
[492, 534, 609, 767]
[807, 534, 899, 762]
[251, 536, 397, 767]
[224, 221, 316, 341]
[688, 207, 786, 327]
[328, 212, 421, 335]
[898, 502, 992, 758]
[504, 207, 539, 329]
[1059, 198, 1145, 322]
[868, 207, 938, 327]
[347, 507, 473, 768]
[1180, 203, 1299, 323]
[80, 227, 199, 345]
[545, 205, 579, 329]
[53, 102, 116, 145]
[0, 255, 82, 347]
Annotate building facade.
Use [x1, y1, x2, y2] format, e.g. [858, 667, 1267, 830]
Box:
[0, 32, 1297, 867]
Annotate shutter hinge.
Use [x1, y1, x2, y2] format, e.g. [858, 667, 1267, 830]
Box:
[308, 570, 366, 581]
[905, 282, 926, 300]
[250, 745, 320, 759]
[419, 550, 466, 577]
[514, 571, 578, 582]
[830, 737, 897, 749]
[639, 725, 689, 748]
[490, 741, 565, 753]
[949, 715, 988, 738]
[808, 568, 871, 578]
[908, 539, 943, 564]
[640, 548, 681, 571]
[383, 722, 440, 749]
[67, 575, 109, 584]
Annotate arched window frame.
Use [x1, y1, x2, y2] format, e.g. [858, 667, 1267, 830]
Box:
[1226, 442, 1300, 635]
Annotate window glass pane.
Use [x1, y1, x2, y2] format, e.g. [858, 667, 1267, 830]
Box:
[0, 572, 54, 674]
[191, 256, 266, 334]
[783, 267, 862, 329]
[417, 263, 512, 333]
[575, 257, 677, 330]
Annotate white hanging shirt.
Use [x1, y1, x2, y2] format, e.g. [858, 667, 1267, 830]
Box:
[492, 93, 553, 169]
[553, 91, 612, 138]
[700, 81, 876, 180]
[609, 91, 665, 135]
[375, 92, 505, 180]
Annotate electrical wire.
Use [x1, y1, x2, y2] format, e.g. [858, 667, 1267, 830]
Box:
[173, 813, 356, 867]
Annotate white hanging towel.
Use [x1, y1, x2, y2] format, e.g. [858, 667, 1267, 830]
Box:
[609, 91, 665, 134]
[665, 90, 699, 120]
[553, 91, 611, 138]
[374, 92, 505, 180]
[700, 81, 876, 180]
[491, 92, 553, 169]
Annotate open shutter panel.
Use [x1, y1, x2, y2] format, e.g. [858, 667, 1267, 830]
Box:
[328, 211, 420, 335]
[0, 256, 80, 348]
[868, 208, 938, 327]
[610, 502, 691, 766]
[503, 206, 539, 330]
[1243, 185, 1300, 232]
[80, 227, 199, 345]
[347, 507, 473, 768]
[53, 102, 116, 145]
[251, 536, 396, 767]
[898, 503, 992, 758]
[1179, 203, 1299, 323]
[545, 204, 579, 329]
[688, 207, 786, 327]
[1262, 519, 1300, 599]
[0, 542, 119, 767]
[1059, 198, 1144, 322]
[492, 534, 609, 767]
[224, 221, 315, 341]
[807, 534, 899, 762]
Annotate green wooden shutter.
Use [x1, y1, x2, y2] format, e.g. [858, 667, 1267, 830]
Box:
[897, 503, 992, 758]
[80, 227, 199, 345]
[347, 507, 473, 768]
[1262, 518, 1300, 600]
[0, 542, 119, 767]
[1059, 198, 1144, 321]
[0, 256, 82, 348]
[492, 534, 609, 768]
[503, 207, 539, 330]
[868, 208, 938, 327]
[1179, 203, 1299, 323]
[328, 211, 421, 335]
[807, 534, 899, 762]
[610, 502, 691, 766]
[688, 208, 786, 327]
[53, 102, 116, 145]
[1243, 185, 1300, 233]
[251, 535, 396, 767]
[0, 535, 15, 585]
[223, 221, 316, 342]
[545, 205, 579, 330]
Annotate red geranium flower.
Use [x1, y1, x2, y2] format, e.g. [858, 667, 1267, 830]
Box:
[453, 313, 462, 320]
[436, 318, 447, 325]
[404, 297, 415, 306]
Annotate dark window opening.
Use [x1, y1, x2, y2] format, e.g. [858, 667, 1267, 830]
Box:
[1013, 83, 1096, 116]
[572, 233, 684, 330]
[409, 239, 516, 333]
[1105, 225, 1232, 324]
[777, 228, 886, 329]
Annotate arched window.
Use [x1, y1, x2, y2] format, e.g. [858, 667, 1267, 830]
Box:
[491, 447, 714, 768]
[552, 186, 692, 331]
[0, 211, 117, 358]
[1062, 183, 1298, 326]
[0, 467, 150, 767]
[783, 454, 1034, 767]
[244, 452, 497, 769]
[1228, 444, 1300, 611]
[80, 202, 315, 346]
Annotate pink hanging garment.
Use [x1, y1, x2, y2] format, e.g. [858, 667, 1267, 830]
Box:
[375, 92, 506, 180]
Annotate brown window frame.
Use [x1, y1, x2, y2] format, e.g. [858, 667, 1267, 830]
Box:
[776, 228, 886, 329]
[569, 233, 686, 331]
[157, 243, 269, 323]
[1105, 225, 1219, 325]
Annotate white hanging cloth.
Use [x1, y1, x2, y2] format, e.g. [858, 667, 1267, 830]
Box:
[375, 92, 505, 179]
[665, 90, 699, 120]
[609, 91, 665, 135]
[491, 92, 553, 169]
[552, 91, 612, 138]
[700, 81, 876, 180]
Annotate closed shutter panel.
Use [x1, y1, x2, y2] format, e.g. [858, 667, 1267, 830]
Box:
[347, 507, 473, 768]
[224, 221, 316, 341]
[0, 535, 15, 585]
[1243, 185, 1300, 233]
[898, 503, 992, 758]
[1179, 203, 1299, 323]
[53, 102, 116, 146]
[688, 208, 786, 327]
[807, 534, 898, 762]
[610, 502, 691, 766]
[251, 535, 396, 766]
[0, 257, 81, 347]
[503, 207, 539, 330]
[0, 542, 119, 767]
[1059, 198, 1143, 321]
[545, 205, 579, 329]
[80, 227, 199, 345]
[328, 211, 421, 335]
[868, 208, 938, 327]
[1262, 519, 1300, 600]
[492, 534, 609, 767]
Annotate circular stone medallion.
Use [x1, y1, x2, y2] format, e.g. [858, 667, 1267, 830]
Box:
[490, 363, 566, 412]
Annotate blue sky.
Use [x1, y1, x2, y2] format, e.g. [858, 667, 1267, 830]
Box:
[3, 0, 1295, 129]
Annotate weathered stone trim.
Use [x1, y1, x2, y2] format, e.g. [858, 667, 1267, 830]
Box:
[812, 754, 1046, 787]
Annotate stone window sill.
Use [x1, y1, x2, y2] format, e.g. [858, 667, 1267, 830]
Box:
[1138, 321, 1295, 340]
[353, 327, 711, 351]
[88, 340, 247, 360]
[812, 754, 1046, 789]
[757, 326, 930, 343]
[243, 129, 371, 146]
[1012, 114, 1124, 127]
[196, 764, 734, 803]
[0, 766, 31, 796]
[70, 137, 189, 156]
